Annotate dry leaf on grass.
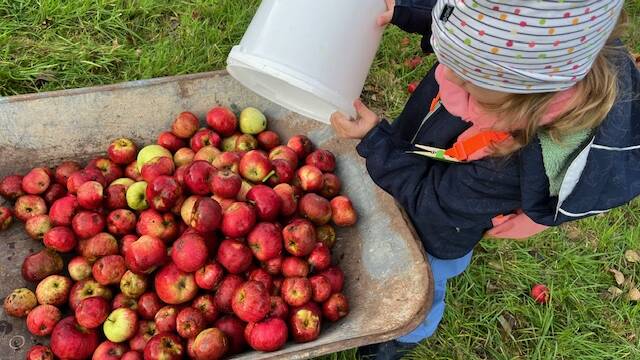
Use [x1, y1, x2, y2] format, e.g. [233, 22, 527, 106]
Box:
[609, 268, 625, 285]
[625, 250, 640, 263]
[628, 288, 640, 301]
[608, 286, 624, 299]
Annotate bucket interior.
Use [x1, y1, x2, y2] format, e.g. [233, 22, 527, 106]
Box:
[227, 63, 339, 124]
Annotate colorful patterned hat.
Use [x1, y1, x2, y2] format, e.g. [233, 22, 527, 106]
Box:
[430, 0, 625, 93]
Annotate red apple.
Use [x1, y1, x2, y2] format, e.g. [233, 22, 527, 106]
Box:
[35, 274, 72, 306]
[239, 150, 273, 183]
[174, 147, 195, 167]
[172, 232, 209, 273]
[3, 288, 37, 317]
[320, 173, 341, 198]
[43, 226, 76, 252]
[93, 340, 128, 359]
[281, 277, 312, 307]
[283, 219, 316, 257]
[21, 249, 63, 282]
[0, 206, 12, 231]
[50, 316, 99, 360]
[125, 161, 144, 182]
[154, 305, 178, 333]
[214, 275, 244, 314]
[113, 294, 138, 311]
[212, 195, 234, 212]
[256, 130, 280, 150]
[26, 304, 61, 336]
[244, 317, 288, 352]
[207, 106, 237, 136]
[214, 316, 247, 354]
[108, 138, 138, 165]
[194, 145, 221, 163]
[125, 235, 167, 275]
[272, 277, 284, 296]
[306, 149, 336, 172]
[145, 175, 182, 212]
[137, 292, 163, 320]
[330, 195, 358, 227]
[120, 270, 148, 299]
[309, 275, 332, 303]
[299, 193, 332, 225]
[322, 292, 349, 322]
[129, 319, 158, 352]
[180, 195, 222, 233]
[296, 165, 323, 192]
[106, 209, 136, 236]
[211, 151, 240, 173]
[268, 296, 289, 319]
[195, 261, 225, 291]
[248, 268, 273, 294]
[87, 157, 123, 185]
[76, 181, 104, 209]
[176, 306, 205, 339]
[144, 333, 184, 360]
[237, 180, 253, 201]
[78, 232, 119, 262]
[22, 167, 51, 195]
[193, 294, 219, 323]
[49, 194, 78, 225]
[122, 351, 143, 360]
[120, 234, 137, 259]
[245, 222, 283, 262]
[308, 243, 331, 273]
[246, 185, 281, 222]
[266, 159, 294, 186]
[210, 169, 241, 199]
[157, 131, 186, 152]
[67, 168, 106, 194]
[319, 266, 344, 293]
[14, 194, 47, 221]
[192, 328, 229, 360]
[172, 111, 200, 138]
[154, 262, 198, 305]
[231, 281, 270, 323]
[43, 183, 67, 205]
[68, 279, 113, 311]
[217, 239, 253, 274]
[289, 303, 321, 342]
[26, 345, 54, 360]
[24, 214, 51, 239]
[315, 224, 337, 249]
[262, 256, 283, 276]
[75, 296, 111, 329]
[274, 183, 298, 217]
[531, 284, 550, 304]
[269, 145, 298, 168]
[72, 210, 105, 238]
[0, 174, 25, 200]
[141, 156, 175, 183]
[184, 161, 214, 195]
[282, 257, 310, 278]
[136, 209, 178, 243]
[287, 135, 313, 159]
[93, 255, 126, 285]
[220, 202, 256, 238]
[54, 161, 81, 186]
[105, 183, 128, 209]
[191, 128, 221, 152]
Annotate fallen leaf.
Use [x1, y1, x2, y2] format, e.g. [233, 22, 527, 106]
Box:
[112, 38, 120, 50]
[497, 315, 512, 335]
[609, 268, 625, 285]
[486, 281, 500, 293]
[608, 286, 624, 298]
[623, 277, 636, 289]
[628, 288, 640, 301]
[625, 250, 640, 263]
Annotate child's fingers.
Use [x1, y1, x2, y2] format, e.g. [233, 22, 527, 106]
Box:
[354, 99, 378, 122]
[377, 11, 393, 26]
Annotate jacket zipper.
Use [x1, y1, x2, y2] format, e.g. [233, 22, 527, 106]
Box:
[411, 102, 441, 144]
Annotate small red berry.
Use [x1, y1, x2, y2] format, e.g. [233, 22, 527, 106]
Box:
[407, 82, 418, 94]
[530, 284, 549, 304]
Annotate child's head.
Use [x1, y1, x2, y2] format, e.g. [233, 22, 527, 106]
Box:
[430, 0, 627, 149]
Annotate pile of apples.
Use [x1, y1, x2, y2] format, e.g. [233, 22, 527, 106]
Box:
[0, 106, 356, 360]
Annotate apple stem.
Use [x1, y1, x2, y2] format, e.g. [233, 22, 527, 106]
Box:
[261, 170, 276, 183]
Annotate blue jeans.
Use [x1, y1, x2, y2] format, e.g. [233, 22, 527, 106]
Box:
[397, 251, 473, 343]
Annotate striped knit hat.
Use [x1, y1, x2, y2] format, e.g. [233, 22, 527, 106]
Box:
[430, 0, 625, 93]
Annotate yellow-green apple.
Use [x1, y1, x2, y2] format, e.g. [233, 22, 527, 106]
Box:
[68, 256, 92, 281]
[126, 181, 149, 211]
[35, 274, 72, 306]
[103, 308, 138, 343]
[120, 270, 147, 299]
[221, 133, 241, 152]
[239, 107, 267, 135]
[137, 145, 172, 172]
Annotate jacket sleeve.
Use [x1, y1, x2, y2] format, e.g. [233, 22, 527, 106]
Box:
[391, 0, 437, 52]
[356, 120, 523, 258]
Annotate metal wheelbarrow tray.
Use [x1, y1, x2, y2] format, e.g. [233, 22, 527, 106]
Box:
[0, 71, 432, 359]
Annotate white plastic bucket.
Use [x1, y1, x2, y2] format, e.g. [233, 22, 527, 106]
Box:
[227, 0, 386, 124]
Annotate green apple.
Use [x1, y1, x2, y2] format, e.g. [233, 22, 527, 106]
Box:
[239, 107, 267, 135]
[137, 145, 172, 171]
[111, 178, 135, 188]
[222, 134, 240, 152]
[126, 181, 148, 211]
[103, 308, 138, 343]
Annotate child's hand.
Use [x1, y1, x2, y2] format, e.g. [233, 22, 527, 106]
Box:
[377, 0, 395, 27]
[330, 99, 381, 140]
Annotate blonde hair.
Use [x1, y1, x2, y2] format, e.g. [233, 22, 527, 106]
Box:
[483, 10, 628, 155]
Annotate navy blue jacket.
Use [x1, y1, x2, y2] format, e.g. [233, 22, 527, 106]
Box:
[357, 2, 640, 259]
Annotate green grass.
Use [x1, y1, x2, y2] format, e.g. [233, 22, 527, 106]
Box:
[2, 1, 640, 359]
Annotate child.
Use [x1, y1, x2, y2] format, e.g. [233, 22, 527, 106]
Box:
[331, 1, 639, 359]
